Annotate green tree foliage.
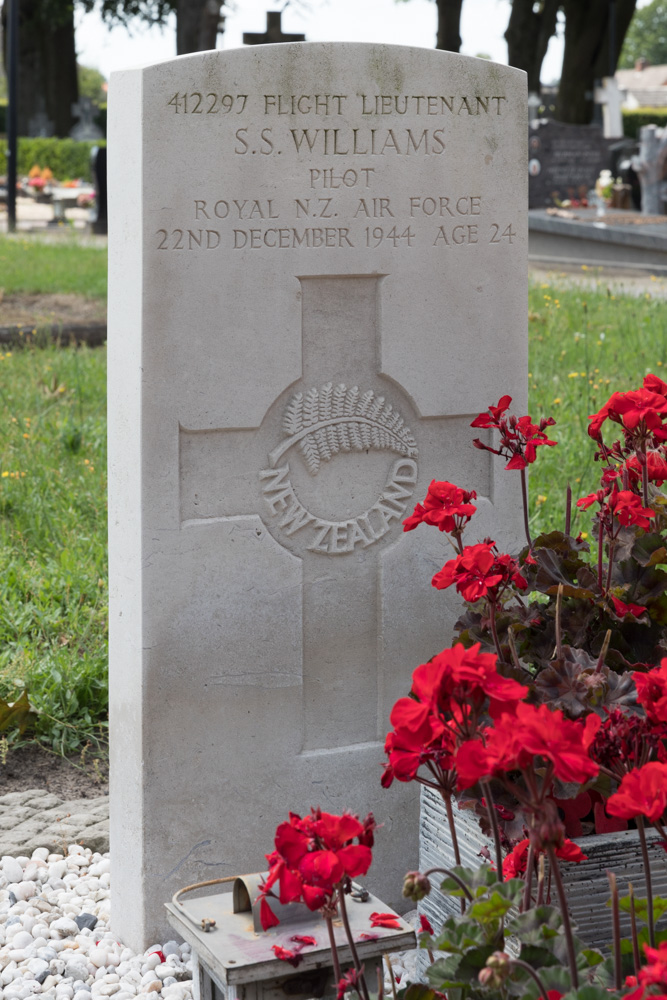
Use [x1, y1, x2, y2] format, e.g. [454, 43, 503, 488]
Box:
[77, 64, 107, 105]
[619, 0, 667, 68]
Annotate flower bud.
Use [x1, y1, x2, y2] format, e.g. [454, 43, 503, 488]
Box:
[402, 871, 431, 901]
[478, 954, 511, 990]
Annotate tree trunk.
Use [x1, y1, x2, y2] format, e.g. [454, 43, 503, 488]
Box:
[435, 0, 463, 52]
[505, 0, 560, 92]
[176, 0, 224, 54]
[1, 0, 78, 137]
[556, 0, 637, 124]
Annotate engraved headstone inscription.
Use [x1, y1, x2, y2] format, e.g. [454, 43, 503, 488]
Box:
[108, 44, 527, 949]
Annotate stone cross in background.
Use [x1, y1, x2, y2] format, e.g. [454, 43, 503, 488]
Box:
[27, 110, 54, 138]
[594, 76, 625, 140]
[70, 98, 104, 142]
[632, 124, 667, 214]
[243, 11, 305, 44]
[108, 43, 528, 950]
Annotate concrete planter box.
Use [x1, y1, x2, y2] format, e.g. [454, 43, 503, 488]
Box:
[418, 786, 667, 954]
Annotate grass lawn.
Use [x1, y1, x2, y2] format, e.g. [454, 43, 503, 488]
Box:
[528, 275, 667, 538]
[0, 233, 107, 299]
[0, 249, 666, 750]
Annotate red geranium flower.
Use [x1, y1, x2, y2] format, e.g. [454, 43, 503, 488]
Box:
[607, 762, 667, 823]
[471, 396, 557, 470]
[337, 967, 364, 1000]
[419, 914, 434, 934]
[611, 596, 648, 619]
[626, 451, 667, 485]
[258, 809, 375, 929]
[589, 386, 667, 442]
[610, 490, 655, 530]
[403, 480, 477, 535]
[411, 643, 528, 718]
[456, 703, 600, 789]
[502, 837, 587, 879]
[432, 542, 527, 603]
[635, 659, 667, 723]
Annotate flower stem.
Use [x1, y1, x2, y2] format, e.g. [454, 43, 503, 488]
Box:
[522, 841, 535, 912]
[488, 599, 504, 663]
[384, 956, 398, 1000]
[555, 584, 563, 659]
[520, 468, 533, 549]
[509, 959, 550, 1000]
[629, 882, 641, 976]
[565, 483, 572, 537]
[546, 846, 578, 989]
[443, 792, 462, 866]
[443, 793, 465, 914]
[641, 443, 649, 509]
[337, 888, 370, 1000]
[607, 870, 622, 990]
[598, 519, 604, 594]
[325, 913, 342, 984]
[595, 629, 612, 674]
[482, 781, 504, 882]
[424, 866, 473, 903]
[637, 817, 656, 948]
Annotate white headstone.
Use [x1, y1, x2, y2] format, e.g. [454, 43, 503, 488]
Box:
[594, 76, 625, 140]
[108, 44, 527, 949]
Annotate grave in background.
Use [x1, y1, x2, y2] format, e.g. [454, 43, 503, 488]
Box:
[108, 43, 527, 950]
[528, 119, 623, 209]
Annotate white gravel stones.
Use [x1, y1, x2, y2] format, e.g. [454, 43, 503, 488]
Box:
[1, 833, 421, 999]
[0, 845, 194, 1000]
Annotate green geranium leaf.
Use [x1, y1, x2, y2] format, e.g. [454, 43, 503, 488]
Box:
[579, 949, 604, 968]
[618, 895, 667, 923]
[426, 955, 468, 990]
[455, 945, 498, 981]
[508, 905, 563, 939]
[469, 892, 515, 922]
[433, 917, 485, 954]
[402, 986, 437, 1000]
[517, 944, 561, 969]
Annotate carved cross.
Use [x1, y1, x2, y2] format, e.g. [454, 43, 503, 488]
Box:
[179, 274, 488, 752]
[243, 11, 305, 45]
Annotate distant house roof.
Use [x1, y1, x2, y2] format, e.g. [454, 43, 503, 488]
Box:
[616, 65, 667, 90]
[615, 65, 667, 108]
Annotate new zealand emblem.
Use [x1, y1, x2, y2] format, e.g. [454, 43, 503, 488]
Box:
[259, 383, 419, 555]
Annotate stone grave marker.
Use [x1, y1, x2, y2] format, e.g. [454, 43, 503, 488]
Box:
[108, 44, 527, 950]
[529, 119, 619, 208]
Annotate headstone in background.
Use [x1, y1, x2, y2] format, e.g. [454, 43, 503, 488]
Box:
[108, 44, 527, 950]
[27, 110, 54, 138]
[529, 120, 619, 207]
[632, 124, 667, 214]
[243, 10, 305, 44]
[70, 98, 104, 142]
[594, 77, 625, 139]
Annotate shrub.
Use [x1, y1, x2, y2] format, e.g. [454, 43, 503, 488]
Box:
[0, 137, 105, 182]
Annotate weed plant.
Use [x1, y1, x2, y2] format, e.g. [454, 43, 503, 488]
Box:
[528, 273, 667, 538]
[0, 234, 107, 300]
[0, 342, 107, 754]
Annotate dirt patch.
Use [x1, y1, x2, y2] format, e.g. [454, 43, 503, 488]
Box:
[0, 292, 106, 329]
[0, 744, 108, 799]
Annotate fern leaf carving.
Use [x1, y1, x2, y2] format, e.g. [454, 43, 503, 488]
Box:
[283, 393, 303, 437]
[269, 383, 418, 475]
